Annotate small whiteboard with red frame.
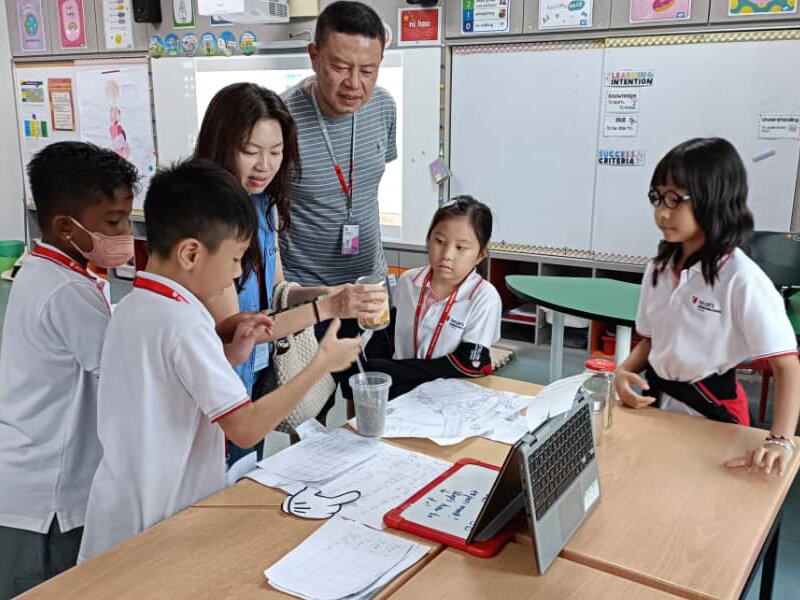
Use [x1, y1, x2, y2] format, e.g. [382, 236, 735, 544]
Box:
[383, 458, 521, 558]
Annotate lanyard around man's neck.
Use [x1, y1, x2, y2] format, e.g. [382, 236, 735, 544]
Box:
[310, 82, 357, 221]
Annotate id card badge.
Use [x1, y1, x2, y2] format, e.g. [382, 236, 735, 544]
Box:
[253, 342, 270, 372]
[341, 223, 360, 256]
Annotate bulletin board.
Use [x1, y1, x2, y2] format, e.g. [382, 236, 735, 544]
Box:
[13, 58, 157, 209]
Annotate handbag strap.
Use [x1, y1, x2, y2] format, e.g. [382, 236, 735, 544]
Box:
[272, 280, 298, 311]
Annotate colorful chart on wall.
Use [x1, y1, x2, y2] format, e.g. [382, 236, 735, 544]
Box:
[13, 64, 81, 200]
[630, 0, 691, 22]
[75, 65, 156, 208]
[462, 0, 510, 34]
[102, 0, 134, 49]
[728, 0, 796, 15]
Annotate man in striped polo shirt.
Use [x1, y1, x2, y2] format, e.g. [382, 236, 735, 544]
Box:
[280, 1, 397, 339]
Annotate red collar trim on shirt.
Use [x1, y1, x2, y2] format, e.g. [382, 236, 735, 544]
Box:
[412, 266, 429, 285]
[672, 251, 734, 279]
[467, 277, 484, 300]
[32, 244, 96, 282]
[716, 251, 733, 273]
[32, 244, 109, 309]
[133, 276, 189, 303]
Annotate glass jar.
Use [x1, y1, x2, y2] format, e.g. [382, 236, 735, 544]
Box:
[580, 358, 615, 446]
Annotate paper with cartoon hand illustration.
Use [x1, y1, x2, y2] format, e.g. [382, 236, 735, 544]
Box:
[281, 486, 362, 520]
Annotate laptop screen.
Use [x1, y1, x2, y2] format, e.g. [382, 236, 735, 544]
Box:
[466, 442, 525, 544]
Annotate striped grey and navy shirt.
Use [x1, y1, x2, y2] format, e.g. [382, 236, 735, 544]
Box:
[280, 80, 397, 287]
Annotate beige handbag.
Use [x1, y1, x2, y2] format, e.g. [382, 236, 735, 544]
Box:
[268, 280, 336, 434]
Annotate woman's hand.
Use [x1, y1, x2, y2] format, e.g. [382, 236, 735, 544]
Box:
[325, 283, 387, 320]
[614, 368, 655, 409]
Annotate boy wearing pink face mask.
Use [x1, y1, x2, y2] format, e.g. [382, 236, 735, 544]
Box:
[0, 141, 137, 597]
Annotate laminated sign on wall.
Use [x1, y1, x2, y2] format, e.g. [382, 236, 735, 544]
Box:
[462, 0, 510, 34]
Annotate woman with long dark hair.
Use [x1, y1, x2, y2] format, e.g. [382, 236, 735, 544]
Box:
[196, 83, 385, 463]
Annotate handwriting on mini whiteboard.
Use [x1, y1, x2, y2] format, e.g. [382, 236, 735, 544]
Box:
[424, 487, 488, 530]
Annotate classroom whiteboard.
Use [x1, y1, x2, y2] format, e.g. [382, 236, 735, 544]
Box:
[151, 48, 441, 246]
[592, 38, 800, 258]
[449, 37, 800, 259]
[450, 42, 605, 251]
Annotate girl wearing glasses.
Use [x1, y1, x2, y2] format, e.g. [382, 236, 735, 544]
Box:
[614, 137, 800, 477]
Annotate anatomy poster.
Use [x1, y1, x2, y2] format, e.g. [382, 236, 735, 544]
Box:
[75, 65, 156, 207]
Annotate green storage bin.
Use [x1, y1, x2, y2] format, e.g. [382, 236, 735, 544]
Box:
[0, 240, 24, 273]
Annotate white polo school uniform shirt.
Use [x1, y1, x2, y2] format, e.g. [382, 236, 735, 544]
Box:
[393, 266, 502, 360]
[636, 248, 797, 399]
[0, 243, 110, 534]
[78, 272, 250, 561]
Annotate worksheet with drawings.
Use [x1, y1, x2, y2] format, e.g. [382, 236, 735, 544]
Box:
[449, 41, 605, 251]
[399, 463, 498, 539]
[592, 37, 800, 258]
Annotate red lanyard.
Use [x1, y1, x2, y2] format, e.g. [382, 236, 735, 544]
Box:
[133, 276, 189, 303]
[310, 83, 357, 219]
[32, 244, 109, 308]
[334, 162, 354, 200]
[413, 270, 462, 360]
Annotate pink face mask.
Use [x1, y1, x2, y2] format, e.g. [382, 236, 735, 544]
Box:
[69, 218, 134, 268]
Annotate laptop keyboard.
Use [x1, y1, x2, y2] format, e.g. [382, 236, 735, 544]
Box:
[527, 405, 595, 521]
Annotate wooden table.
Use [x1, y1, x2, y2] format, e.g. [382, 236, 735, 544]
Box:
[18, 506, 435, 600]
[391, 539, 679, 600]
[18, 376, 799, 600]
[197, 376, 539, 508]
[20, 376, 538, 600]
[19, 507, 322, 600]
[561, 405, 800, 600]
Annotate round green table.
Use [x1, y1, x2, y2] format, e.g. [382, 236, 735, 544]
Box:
[788, 292, 800, 337]
[506, 275, 641, 382]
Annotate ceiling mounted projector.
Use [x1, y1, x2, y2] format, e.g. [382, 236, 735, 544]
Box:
[225, 0, 290, 24]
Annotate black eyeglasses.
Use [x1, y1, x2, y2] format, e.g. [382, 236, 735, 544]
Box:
[648, 189, 692, 209]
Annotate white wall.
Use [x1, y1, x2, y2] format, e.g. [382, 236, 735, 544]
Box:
[0, 1, 24, 241]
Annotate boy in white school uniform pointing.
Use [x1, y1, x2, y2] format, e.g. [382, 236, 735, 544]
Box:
[79, 160, 360, 561]
[0, 142, 137, 597]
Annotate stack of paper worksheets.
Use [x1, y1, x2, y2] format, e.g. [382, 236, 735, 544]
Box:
[265, 517, 430, 600]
